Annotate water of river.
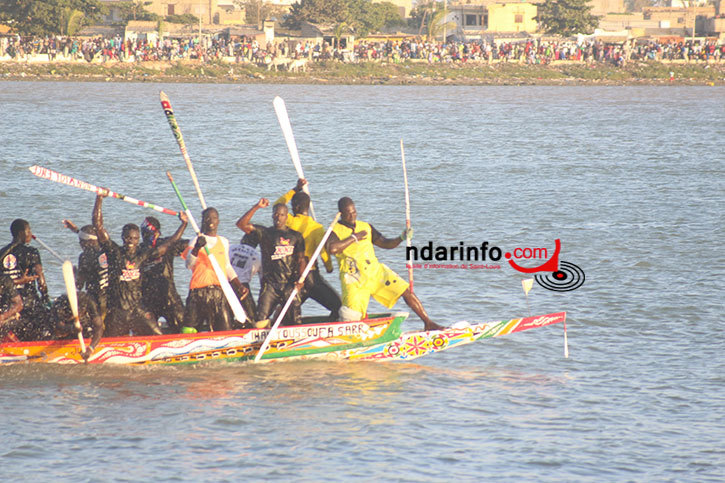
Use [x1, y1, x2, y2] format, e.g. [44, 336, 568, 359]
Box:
[0, 82, 723, 481]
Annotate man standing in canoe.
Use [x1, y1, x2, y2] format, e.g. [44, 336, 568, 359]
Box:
[94, 192, 188, 336]
[139, 216, 188, 332]
[274, 178, 341, 321]
[62, 220, 110, 320]
[182, 207, 249, 333]
[228, 232, 261, 324]
[326, 197, 444, 331]
[0, 219, 52, 340]
[236, 198, 306, 328]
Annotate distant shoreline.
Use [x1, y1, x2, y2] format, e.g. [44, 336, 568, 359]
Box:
[1, 59, 723, 85]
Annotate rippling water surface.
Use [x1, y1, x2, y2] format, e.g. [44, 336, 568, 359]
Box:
[0, 82, 723, 481]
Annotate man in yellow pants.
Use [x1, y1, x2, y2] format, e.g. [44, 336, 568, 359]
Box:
[326, 197, 443, 331]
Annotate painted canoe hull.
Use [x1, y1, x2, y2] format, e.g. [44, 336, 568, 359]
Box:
[0, 312, 566, 365]
[341, 312, 567, 362]
[0, 313, 407, 365]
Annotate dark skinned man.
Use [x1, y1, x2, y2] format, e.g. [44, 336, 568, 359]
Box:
[236, 199, 305, 328]
[274, 178, 341, 321]
[326, 197, 444, 331]
[62, 219, 109, 319]
[1, 219, 52, 340]
[182, 207, 249, 333]
[94, 191, 188, 337]
[139, 216, 188, 332]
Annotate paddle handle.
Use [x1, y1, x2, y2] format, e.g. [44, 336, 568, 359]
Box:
[32, 235, 64, 264]
[160, 91, 207, 210]
[254, 212, 341, 363]
[29, 165, 178, 216]
[400, 139, 414, 291]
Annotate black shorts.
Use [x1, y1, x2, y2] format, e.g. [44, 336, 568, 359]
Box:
[183, 286, 232, 332]
[257, 282, 301, 326]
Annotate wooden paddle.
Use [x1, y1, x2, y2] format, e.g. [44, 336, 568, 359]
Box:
[273, 96, 316, 220]
[62, 260, 87, 355]
[160, 91, 208, 210]
[400, 139, 414, 292]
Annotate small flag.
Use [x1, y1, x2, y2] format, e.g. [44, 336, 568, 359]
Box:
[522, 278, 534, 295]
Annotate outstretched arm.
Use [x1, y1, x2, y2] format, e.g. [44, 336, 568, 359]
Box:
[274, 179, 305, 206]
[62, 219, 80, 234]
[372, 227, 412, 250]
[236, 198, 269, 234]
[92, 192, 110, 245]
[154, 212, 188, 257]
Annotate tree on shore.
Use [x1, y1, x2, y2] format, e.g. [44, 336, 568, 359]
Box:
[117, 0, 159, 22]
[409, 1, 455, 41]
[535, 0, 601, 36]
[236, 0, 289, 26]
[284, 0, 402, 37]
[0, 0, 105, 35]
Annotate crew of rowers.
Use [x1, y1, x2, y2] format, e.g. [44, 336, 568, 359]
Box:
[0, 178, 444, 360]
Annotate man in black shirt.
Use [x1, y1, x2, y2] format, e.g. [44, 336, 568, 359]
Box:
[93, 192, 188, 337]
[0, 219, 52, 340]
[52, 291, 104, 361]
[63, 220, 109, 319]
[139, 216, 188, 332]
[236, 198, 305, 327]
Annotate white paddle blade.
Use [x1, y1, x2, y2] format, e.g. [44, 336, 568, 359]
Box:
[273, 96, 315, 219]
[62, 261, 79, 318]
[273, 96, 303, 170]
[62, 260, 86, 353]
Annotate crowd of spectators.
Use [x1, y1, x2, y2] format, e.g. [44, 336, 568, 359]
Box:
[351, 38, 724, 65]
[1, 33, 723, 68]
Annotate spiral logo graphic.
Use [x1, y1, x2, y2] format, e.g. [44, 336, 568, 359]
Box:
[534, 261, 585, 292]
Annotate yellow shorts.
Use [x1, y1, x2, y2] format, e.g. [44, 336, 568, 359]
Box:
[341, 262, 409, 316]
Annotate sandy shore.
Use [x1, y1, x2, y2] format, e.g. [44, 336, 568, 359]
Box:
[1, 58, 723, 85]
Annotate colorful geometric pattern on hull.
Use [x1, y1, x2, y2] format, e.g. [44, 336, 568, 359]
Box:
[340, 312, 567, 362]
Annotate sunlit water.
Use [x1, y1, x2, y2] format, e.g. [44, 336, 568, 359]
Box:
[0, 82, 723, 481]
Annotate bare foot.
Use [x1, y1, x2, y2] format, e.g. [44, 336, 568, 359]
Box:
[424, 321, 445, 331]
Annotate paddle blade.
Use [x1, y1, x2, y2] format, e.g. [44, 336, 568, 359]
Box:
[273, 96, 303, 170]
[62, 261, 79, 320]
[62, 260, 86, 353]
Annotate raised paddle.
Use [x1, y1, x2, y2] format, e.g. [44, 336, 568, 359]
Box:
[400, 139, 414, 292]
[160, 91, 208, 210]
[62, 260, 87, 355]
[272, 96, 316, 220]
[29, 166, 179, 216]
[167, 171, 246, 326]
[254, 211, 341, 363]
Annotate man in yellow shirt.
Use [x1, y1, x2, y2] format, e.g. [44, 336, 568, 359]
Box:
[326, 197, 444, 331]
[275, 179, 341, 321]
